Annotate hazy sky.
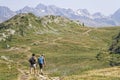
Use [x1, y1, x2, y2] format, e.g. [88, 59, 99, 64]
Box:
[0, 0, 120, 15]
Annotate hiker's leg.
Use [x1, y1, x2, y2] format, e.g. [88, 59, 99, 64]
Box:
[30, 67, 33, 74]
[33, 64, 36, 75]
[30, 65, 32, 74]
[29, 68, 31, 74]
[40, 64, 43, 75]
[38, 64, 42, 74]
[40, 68, 42, 73]
[35, 64, 38, 75]
[30, 64, 34, 74]
[33, 67, 35, 75]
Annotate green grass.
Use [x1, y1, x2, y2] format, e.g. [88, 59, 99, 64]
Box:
[63, 66, 120, 80]
[0, 14, 120, 80]
[63, 76, 120, 80]
[0, 61, 19, 80]
[27, 26, 120, 77]
[0, 26, 120, 78]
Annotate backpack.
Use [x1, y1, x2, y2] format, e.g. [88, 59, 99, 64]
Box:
[38, 57, 44, 64]
[29, 57, 35, 64]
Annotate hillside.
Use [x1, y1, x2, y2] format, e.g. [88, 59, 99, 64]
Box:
[0, 13, 81, 36]
[109, 32, 120, 54]
[0, 13, 120, 80]
[63, 66, 120, 80]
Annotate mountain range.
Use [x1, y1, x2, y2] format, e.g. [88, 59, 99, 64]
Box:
[0, 3, 120, 27]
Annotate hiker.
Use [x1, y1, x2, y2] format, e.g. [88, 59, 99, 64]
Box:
[38, 54, 46, 75]
[29, 53, 37, 75]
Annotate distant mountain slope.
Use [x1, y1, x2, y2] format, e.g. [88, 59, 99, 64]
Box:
[16, 4, 117, 27]
[0, 3, 120, 27]
[111, 9, 120, 25]
[0, 6, 16, 22]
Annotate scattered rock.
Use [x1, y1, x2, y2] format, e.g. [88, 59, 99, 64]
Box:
[50, 77, 60, 80]
[1, 55, 13, 62]
[1, 56, 9, 61]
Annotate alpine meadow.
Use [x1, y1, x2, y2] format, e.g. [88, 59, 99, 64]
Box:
[0, 13, 120, 80]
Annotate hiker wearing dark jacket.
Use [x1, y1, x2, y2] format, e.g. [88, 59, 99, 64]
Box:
[29, 53, 37, 74]
[38, 54, 46, 74]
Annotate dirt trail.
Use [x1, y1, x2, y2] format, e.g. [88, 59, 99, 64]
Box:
[82, 29, 92, 35]
[1, 45, 60, 80]
[18, 69, 30, 80]
[52, 37, 84, 45]
[18, 69, 60, 80]
[0, 45, 31, 53]
[52, 37, 62, 44]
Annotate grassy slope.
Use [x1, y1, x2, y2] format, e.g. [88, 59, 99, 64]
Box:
[0, 14, 120, 80]
[63, 66, 120, 80]
[0, 27, 120, 80]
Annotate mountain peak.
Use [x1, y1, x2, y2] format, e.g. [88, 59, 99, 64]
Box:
[111, 8, 120, 25]
[92, 12, 106, 19]
[35, 3, 47, 9]
[114, 8, 120, 13]
[0, 6, 10, 10]
[16, 6, 34, 14]
[0, 6, 16, 22]
[75, 9, 91, 18]
[48, 5, 57, 8]
[0, 6, 13, 13]
[23, 6, 32, 9]
[77, 9, 90, 15]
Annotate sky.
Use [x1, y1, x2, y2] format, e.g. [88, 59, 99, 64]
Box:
[0, 0, 120, 16]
